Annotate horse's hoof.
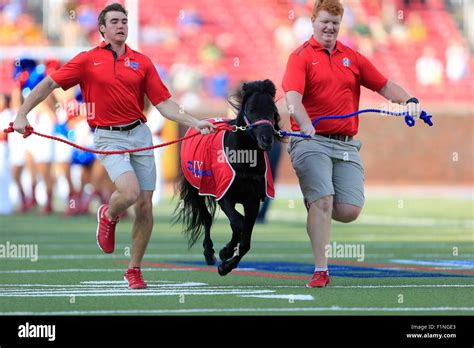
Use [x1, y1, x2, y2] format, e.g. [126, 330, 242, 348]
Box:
[204, 254, 216, 265]
[217, 264, 229, 276]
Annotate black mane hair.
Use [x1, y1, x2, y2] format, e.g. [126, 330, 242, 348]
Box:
[227, 79, 281, 136]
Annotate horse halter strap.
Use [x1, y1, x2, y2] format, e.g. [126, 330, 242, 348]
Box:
[243, 115, 274, 128]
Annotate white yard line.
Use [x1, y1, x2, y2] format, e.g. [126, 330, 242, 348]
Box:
[0, 284, 472, 297]
[0, 290, 276, 297]
[0, 268, 197, 273]
[239, 294, 314, 300]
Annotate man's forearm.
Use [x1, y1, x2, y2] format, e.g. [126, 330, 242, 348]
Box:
[291, 103, 313, 128]
[285, 92, 313, 129]
[155, 99, 198, 128]
[379, 80, 412, 104]
[17, 76, 58, 118]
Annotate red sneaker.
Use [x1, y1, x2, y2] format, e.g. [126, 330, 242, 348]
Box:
[41, 204, 53, 215]
[96, 204, 118, 254]
[124, 268, 148, 289]
[306, 271, 330, 288]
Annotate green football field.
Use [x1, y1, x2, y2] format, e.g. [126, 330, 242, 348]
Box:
[0, 193, 473, 315]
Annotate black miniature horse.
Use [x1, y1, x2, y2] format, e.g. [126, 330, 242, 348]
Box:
[174, 79, 281, 276]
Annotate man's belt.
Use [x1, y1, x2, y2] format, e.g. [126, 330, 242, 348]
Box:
[96, 120, 141, 132]
[318, 134, 353, 142]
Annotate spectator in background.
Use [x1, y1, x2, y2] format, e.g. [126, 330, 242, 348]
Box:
[403, 0, 427, 7]
[367, 16, 388, 48]
[390, 21, 409, 46]
[292, 14, 313, 44]
[67, 114, 99, 215]
[54, 96, 78, 216]
[15, 13, 47, 45]
[446, 40, 469, 82]
[0, 12, 19, 45]
[169, 54, 202, 102]
[274, 24, 296, 56]
[48, 61, 77, 215]
[27, 95, 56, 214]
[0, 94, 13, 215]
[407, 13, 427, 43]
[141, 18, 178, 47]
[381, 0, 397, 33]
[176, 4, 203, 39]
[8, 87, 31, 212]
[198, 35, 223, 66]
[416, 46, 444, 87]
[337, 26, 357, 50]
[61, 11, 85, 47]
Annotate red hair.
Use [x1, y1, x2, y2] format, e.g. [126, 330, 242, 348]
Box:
[312, 0, 344, 18]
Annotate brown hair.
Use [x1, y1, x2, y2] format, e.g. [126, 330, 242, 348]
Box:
[312, 0, 344, 19]
[97, 3, 128, 38]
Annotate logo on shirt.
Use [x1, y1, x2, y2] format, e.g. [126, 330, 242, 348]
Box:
[342, 57, 351, 67]
[125, 58, 140, 71]
[93, 62, 103, 66]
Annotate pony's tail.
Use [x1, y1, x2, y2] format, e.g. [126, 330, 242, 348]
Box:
[173, 174, 216, 248]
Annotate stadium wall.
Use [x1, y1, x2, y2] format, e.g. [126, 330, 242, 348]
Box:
[275, 112, 473, 185]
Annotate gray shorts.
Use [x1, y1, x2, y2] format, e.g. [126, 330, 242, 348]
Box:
[93, 122, 156, 191]
[288, 135, 365, 207]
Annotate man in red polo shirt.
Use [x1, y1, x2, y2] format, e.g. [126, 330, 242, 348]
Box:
[13, 3, 215, 289]
[283, 0, 422, 288]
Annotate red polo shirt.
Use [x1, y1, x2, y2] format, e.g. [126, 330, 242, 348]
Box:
[50, 41, 171, 127]
[282, 36, 388, 136]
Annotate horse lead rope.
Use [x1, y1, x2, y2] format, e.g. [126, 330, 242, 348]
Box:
[3, 122, 234, 155]
[3, 109, 433, 154]
[277, 109, 433, 138]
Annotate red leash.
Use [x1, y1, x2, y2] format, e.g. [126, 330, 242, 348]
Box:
[3, 122, 234, 155]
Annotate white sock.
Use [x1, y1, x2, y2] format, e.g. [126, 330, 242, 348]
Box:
[314, 267, 328, 273]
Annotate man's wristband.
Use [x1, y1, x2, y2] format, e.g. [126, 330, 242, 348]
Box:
[406, 97, 419, 104]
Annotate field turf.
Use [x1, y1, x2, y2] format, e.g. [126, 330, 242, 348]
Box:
[0, 194, 473, 315]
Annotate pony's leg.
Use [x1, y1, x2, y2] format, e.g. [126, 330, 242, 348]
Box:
[218, 199, 259, 276]
[218, 198, 243, 262]
[199, 198, 216, 265]
[202, 217, 216, 265]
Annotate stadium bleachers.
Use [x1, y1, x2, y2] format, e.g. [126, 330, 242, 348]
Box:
[0, 0, 472, 102]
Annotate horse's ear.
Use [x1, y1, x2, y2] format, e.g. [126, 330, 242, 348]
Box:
[263, 79, 276, 98]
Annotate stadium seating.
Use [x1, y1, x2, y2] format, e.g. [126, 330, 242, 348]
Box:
[0, 0, 471, 102]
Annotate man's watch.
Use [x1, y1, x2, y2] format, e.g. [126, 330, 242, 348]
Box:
[406, 97, 419, 104]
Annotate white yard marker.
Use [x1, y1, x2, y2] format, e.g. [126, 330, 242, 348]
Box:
[0, 290, 276, 297]
[0, 268, 196, 274]
[239, 294, 314, 301]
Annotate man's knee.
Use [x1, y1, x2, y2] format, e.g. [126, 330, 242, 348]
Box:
[115, 173, 141, 205]
[134, 193, 153, 218]
[122, 186, 140, 206]
[309, 195, 334, 215]
[332, 203, 362, 223]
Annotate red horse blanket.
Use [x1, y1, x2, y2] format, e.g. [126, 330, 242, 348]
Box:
[180, 119, 274, 200]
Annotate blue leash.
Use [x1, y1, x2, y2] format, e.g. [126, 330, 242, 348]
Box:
[279, 109, 433, 138]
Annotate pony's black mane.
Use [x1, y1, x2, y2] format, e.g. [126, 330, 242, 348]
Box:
[227, 79, 281, 132]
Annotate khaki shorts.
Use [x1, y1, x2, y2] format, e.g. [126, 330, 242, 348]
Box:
[93, 122, 156, 191]
[288, 135, 365, 207]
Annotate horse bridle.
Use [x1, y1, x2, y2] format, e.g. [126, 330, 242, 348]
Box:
[243, 114, 274, 128]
